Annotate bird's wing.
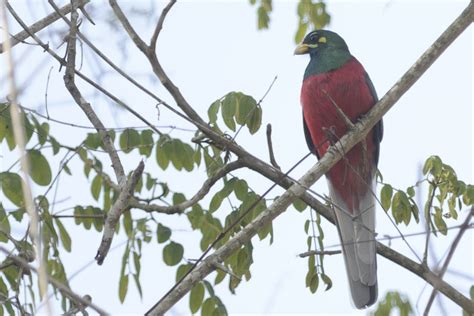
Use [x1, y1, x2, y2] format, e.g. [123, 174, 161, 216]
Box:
[364, 71, 383, 166]
[303, 113, 320, 159]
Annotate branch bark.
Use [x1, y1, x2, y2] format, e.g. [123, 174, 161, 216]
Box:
[0, 0, 89, 53]
[145, 2, 474, 314]
[95, 161, 145, 264]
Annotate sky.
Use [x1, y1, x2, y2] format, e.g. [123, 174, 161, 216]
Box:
[1, 0, 473, 315]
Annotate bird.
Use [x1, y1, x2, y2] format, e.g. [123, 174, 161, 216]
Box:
[294, 30, 383, 309]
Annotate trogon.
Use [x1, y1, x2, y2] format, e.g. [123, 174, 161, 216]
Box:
[295, 30, 383, 309]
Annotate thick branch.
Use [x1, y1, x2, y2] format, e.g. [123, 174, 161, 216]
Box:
[95, 161, 145, 265]
[0, 0, 89, 53]
[146, 3, 474, 314]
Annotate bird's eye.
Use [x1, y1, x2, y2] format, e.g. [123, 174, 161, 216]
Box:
[310, 35, 318, 42]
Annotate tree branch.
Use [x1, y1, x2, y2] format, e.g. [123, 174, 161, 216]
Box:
[298, 250, 342, 257]
[423, 207, 474, 315]
[0, 0, 89, 53]
[130, 160, 244, 214]
[95, 160, 145, 265]
[145, 2, 474, 314]
[63, 1, 125, 185]
[0, 246, 109, 315]
[149, 0, 176, 50]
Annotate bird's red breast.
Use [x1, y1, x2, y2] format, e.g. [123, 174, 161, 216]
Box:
[301, 57, 378, 213]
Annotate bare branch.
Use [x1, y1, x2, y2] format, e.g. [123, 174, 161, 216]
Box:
[423, 207, 474, 315]
[145, 3, 474, 314]
[0, 0, 89, 53]
[108, 0, 148, 54]
[63, 2, 125, 184]
[266, 124, 280, 170]
[0, 246, 109, 315]
[298, 250, 342, 257]
[149, 0, 176, 50]
[6, 2, 164, 138]
[130, 160, 244, 214]
[95, 161, 145, 265]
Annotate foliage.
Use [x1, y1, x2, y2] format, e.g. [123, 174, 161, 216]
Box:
[379, 155, 473, 234]
[249, 0, 331, 43]
[371, 291, 413, 316]
[0, 88, 273, 314]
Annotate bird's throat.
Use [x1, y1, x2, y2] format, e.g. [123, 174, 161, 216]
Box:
[304, 49, 353, 80]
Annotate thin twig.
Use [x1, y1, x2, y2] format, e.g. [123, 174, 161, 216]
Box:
[7, 2, 166, 137]
[321, 88, 355, 129]
[423, 207, 474, 315]
[62, 2, 125, 184]
[266, 124, 280, 170]
[298, 250, 342, 257]
[149, 0, 176, 50]
[0, 246, 108, 315]
[0, 0, 90, 53]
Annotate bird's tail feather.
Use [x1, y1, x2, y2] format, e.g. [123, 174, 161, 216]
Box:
[329, 182, 378, 309]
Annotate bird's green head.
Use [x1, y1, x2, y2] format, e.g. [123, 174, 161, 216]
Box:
[294, 30, 349, 57]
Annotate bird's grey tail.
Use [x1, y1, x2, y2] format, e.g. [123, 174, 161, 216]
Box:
[329, 183, 378, 309]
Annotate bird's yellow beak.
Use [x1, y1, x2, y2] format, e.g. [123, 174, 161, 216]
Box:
[294, 43, 310, 55]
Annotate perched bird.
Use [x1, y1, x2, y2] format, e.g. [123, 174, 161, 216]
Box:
[295, 30, 383, 309]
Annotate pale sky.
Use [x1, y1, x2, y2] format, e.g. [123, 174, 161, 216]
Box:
[1, 1, 472, 315]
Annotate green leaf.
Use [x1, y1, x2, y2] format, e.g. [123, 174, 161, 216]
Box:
[132, 273, 143, 299]
[434, 207, 447, 235]
[209, 193, 223, 213]
[190, 282, 205, 313]
[257, 5, 270, 29]
[406, 186, 415, 198]
[182, 143, 195, 172]
[0, 276, 8, 297]
[84, 133, 101, 149]
[208, 100, 221, 124]
[176, 263, 193, 282]
[170, 139, 185, 170]
[0, 205, 11, 243]
[0, 172, 24, 207]
[139, 129, 154, 157]
[321, 273, 332, 291]
[156, 138, 170, 170]
[163, 241, 184, 266]
[157, 223, 171, 243]
[381, 184, 393, 211]
[234, 179, 248, 201]
[173, 192, 186, 204]
[118, 274, 129, 303]
[37, 122, 49, 145]
[120, 128, 140, 153]
[234, 93, 257, 125]
[54, 218, 71, 252]
[221, 93, 236, 131]
[28, 150, 52, 186]
[91, 174, 102, 201]
[293, 198, 307, 212]
[201, 297, 215, 316]
[295, 21, 308, 44]
[247, 105, 262, 134]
